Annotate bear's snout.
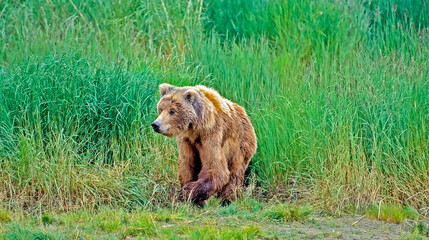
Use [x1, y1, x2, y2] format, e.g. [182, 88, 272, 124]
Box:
[151, 121, 161, 133]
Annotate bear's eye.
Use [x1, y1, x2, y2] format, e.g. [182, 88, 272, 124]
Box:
[169, 110, 175, 115]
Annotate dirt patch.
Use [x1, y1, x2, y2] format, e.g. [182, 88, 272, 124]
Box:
[269, 215, 410, 239]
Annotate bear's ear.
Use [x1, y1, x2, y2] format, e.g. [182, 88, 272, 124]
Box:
[183, 89, 199, 104]
[159, 83, 175, 96]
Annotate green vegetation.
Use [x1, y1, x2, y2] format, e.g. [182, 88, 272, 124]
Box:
[266, 204, 312, 222]
[0, 0, 428, 224]
[365, 204, 419, 224]
[1, 200, 424, 239]
[1, 200, 411, 239]
[0, 209, 12, 223]
[0, 201, 297, 239]
[413, 222, 429, 238]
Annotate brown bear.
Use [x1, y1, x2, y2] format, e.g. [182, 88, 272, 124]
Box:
[152, 84, 257, 206]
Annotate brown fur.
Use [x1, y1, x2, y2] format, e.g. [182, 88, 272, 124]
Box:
[152, 84, 257, 205]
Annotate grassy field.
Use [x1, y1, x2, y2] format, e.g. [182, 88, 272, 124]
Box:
[1, 199, 427, 239]
[0, 0, 428, 238]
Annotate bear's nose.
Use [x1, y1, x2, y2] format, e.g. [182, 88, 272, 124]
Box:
[151, 121, 160, 132]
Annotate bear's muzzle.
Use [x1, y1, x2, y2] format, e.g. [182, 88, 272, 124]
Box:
[151, 121, 161, 133]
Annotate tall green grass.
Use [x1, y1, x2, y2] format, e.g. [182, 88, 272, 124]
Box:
[0, 0, 428, 213]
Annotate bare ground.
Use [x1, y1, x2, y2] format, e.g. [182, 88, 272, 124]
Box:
[266, 215, 411, 239]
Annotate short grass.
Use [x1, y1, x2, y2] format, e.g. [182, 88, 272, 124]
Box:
[0, 0, 428, 217]
[0, 200, 312, 240]
[411, 222, 429, 239]
[1, 201, 425, 239]
[266, 204, 313, 222]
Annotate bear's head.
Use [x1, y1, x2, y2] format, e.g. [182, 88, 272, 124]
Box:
[152, 84, 211, 137]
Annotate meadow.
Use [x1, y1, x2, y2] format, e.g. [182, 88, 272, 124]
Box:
[0, 0, 428, 238]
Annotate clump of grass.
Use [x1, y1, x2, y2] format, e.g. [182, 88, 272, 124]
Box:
[152, 208, 183, 223]
[96, 208, 127, 233]
[3, 224, 59, 240]
[92, 208, 157, 237]
[41, 214, 55, 225]
[189, 225, 261, 240]
[125, 211, 156, 237]
[218, 204, 238, 216]
[401, 221, 429, 239]
[219, 225, 261, 240]
[413, 222, 429, 237]
[266, 204, 313, 222]
[241, 199, 264, 212]
[0, 209, 11, 223]
[366, 204, 419, 224]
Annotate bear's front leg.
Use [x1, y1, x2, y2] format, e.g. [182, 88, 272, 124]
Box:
[179, 140, 229, 206]
[177, 137, 200, 187]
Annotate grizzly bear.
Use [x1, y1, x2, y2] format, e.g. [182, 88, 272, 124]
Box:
[152, 84, 257, 206]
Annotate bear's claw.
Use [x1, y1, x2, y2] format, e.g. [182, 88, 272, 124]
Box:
[179, 182, 210, 206]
